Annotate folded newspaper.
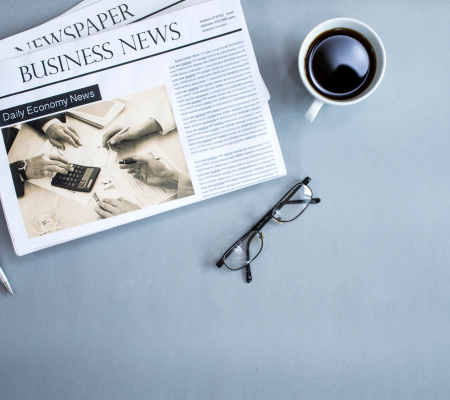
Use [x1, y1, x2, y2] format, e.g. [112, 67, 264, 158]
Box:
[0, 0, 286, 256]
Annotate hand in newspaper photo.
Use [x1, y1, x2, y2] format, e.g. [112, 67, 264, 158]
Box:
[25, 115, 82, 151]
[102, 119, 162, 151]
[95, 198, 141, 219]
[119, 155, 181, 189]
[45, 120, 83, 150]
[24, 153, 73, 179]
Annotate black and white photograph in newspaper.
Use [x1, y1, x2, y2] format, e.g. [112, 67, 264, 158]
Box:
[3, 85, 194, 238]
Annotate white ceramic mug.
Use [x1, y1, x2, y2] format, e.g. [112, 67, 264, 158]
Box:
[298, 18, 386, 122]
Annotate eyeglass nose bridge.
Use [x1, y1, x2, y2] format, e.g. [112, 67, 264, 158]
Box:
[272, 217, 284, 224]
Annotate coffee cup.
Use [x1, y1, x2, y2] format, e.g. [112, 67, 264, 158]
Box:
[298, 18, 386, 122]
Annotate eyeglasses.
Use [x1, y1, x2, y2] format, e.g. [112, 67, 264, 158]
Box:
[216, 177, 320, 283]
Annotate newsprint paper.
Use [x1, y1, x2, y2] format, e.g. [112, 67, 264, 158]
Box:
[0, 0, 286, 255]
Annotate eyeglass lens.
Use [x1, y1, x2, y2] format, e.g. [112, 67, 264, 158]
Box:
[272, 184, 312, 222]
[224, 231, 263, 270]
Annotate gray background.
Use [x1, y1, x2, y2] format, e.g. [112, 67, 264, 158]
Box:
[0, 0, 449, 399]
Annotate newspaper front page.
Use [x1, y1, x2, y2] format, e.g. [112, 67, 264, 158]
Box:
[0, 0, 286, 255]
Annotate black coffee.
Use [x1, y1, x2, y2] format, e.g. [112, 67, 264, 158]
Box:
[305, 28, 376, 100]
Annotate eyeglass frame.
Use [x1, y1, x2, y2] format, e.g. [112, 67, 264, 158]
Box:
[216, 177, 321, 283]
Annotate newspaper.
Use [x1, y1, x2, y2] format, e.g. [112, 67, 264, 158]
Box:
[0, 0, 286, 255]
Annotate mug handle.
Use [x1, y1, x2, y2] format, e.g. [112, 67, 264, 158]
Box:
[305, 100, 323, 122]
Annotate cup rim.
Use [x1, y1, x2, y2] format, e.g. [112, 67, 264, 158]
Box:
[298, 17, 387, 106]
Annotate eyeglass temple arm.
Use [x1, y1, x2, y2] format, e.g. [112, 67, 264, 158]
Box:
[245, 232, 255, 283]
[300, 178, 321, 204]
[285, 198, 321, 204]
[277, 180, 320, 209]
[246, 265, 252, 283]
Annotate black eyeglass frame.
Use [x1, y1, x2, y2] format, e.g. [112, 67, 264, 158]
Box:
[216, 177, 320, 283]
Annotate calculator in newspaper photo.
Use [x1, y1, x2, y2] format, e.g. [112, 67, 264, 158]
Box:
[51, 164, 101, 193]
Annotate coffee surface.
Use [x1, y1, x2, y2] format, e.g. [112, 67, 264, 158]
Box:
[305, 28, 376, 100]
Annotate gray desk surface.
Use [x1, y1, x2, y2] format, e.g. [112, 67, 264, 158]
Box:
[1, 1, 449, 399]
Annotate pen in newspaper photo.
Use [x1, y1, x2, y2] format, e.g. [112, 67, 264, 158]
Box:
[118, 160, 139, 165]
[119, 156, 161, 165]
[0, 262, 13, 296]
